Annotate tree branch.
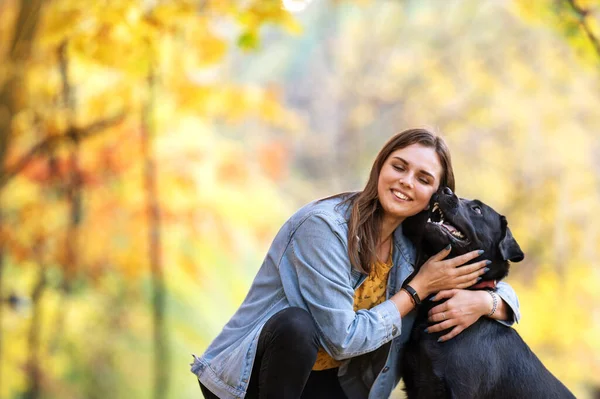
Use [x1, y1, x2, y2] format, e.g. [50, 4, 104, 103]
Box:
[566, 0, 600, 60]
[0, 112, 127, 188]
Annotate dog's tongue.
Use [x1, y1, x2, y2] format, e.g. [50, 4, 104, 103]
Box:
[470, 280, 497, 290]
[441, 223, 457, 233]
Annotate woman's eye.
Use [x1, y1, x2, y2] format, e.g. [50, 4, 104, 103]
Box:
[419, 178, 430, 185]
[472, 206, 482, 214]
[393, 165, 405, 172]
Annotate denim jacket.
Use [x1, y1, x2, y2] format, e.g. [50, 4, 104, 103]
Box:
[190, 195, 520, 399]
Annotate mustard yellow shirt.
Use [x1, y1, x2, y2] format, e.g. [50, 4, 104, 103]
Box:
[312, 246, 394, 370]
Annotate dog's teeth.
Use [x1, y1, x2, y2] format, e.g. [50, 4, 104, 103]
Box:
[450, 230, 465, 239]
[427, 218, 432, 223]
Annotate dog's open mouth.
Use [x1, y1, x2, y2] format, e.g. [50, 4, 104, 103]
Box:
[427, 202, 467, 241]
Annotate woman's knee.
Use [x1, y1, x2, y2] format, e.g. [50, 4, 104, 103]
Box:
[263, 307, 319, 347]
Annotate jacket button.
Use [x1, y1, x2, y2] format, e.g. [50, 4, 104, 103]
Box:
[382, 366, 390, 373]
[392, 325, 398, 336]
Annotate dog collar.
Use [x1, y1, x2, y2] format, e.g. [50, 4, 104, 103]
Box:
[470, 279, 497, 290]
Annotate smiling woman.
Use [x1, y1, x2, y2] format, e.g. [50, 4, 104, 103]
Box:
[377, 145, 442, 231]
[190, 128, 521, 399]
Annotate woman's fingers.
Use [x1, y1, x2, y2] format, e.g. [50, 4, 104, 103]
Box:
[430, 289, 457, 302]
[456, 279, 481, 289]
[422, 249, 488, 294]
[428, 310, 452, 323]
[454, 259, 489, 276]
[443, 249, 483, 268]
[424, 290, 485, 341]
[425, 317, 457, 333]
[428, 245, 452, 262]
[455, 265, 488, 284]
[438, 325, 464, 342]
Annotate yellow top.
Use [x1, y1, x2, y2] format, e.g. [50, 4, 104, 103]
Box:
[312, 245, 394, 370]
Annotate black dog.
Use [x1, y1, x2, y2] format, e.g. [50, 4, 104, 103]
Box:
[402, 187, 575, 399]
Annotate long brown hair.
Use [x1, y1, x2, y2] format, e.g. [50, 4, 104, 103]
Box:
[344, 128, 455, 274]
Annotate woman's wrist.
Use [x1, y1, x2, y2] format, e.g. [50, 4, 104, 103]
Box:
[480, 290, 510, 321]
[477, 290, 494, 317]
[391, 286, 421, 316]
[406, 276, 429, 300]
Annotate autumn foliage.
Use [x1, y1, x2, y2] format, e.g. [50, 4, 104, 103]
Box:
[1, 0, 600, 398]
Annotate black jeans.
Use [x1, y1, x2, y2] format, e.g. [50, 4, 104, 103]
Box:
[199, 307, 347, 399]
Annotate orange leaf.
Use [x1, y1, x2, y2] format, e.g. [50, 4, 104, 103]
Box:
[258, 141, 288, 181]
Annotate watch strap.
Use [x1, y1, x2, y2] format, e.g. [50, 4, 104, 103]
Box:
[404, 284, 422, 306]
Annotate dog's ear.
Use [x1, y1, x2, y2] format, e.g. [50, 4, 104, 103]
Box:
[499, 216, 524, 262]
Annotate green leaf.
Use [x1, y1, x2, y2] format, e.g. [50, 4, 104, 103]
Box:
[237, 31, 260, 50]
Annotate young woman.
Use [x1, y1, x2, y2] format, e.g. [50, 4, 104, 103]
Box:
[191, 129, 520, 399]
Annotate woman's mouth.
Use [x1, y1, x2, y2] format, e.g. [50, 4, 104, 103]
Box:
[391, 189, 411, 201]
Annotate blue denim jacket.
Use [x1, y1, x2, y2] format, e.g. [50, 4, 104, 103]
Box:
[190, 195, 520, 399]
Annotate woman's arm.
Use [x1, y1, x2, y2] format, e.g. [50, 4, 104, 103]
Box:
[425, 282, 520, 341]
[390, 246, 488, 314]
[494, 281, 520, 325]
[404, 245, 489, 299]
[288, 213, 404, 360]
[289, 214, 492, 358]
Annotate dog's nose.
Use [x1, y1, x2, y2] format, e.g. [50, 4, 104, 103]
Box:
[443, 187, 453, 196]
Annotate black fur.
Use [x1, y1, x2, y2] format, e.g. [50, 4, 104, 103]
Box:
[402, 188, 575, 399]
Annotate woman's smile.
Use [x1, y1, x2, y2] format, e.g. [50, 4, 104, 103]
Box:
[391, 189, 412, 202]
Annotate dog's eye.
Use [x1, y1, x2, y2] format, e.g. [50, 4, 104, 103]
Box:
[472, 206, 482, 215]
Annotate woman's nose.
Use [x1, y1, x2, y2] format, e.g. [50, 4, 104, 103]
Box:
[399, 176, 414, 188]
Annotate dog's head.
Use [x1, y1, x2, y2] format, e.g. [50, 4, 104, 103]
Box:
[421, 187, 524, 286]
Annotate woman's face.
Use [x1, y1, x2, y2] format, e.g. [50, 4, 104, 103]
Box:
[377, 143, 443, 225]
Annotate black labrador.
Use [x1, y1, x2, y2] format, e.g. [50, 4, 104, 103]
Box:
[402, 187, 575, 399]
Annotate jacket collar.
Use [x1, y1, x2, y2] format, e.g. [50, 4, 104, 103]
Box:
[393, 223, 416, 269]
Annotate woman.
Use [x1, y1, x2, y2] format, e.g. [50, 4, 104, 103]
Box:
[191, 129, 520, 399]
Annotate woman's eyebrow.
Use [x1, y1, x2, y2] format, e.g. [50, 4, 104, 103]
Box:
[392, 156, 436, 179]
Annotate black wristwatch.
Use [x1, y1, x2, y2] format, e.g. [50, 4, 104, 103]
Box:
[403, 284, 422, 306]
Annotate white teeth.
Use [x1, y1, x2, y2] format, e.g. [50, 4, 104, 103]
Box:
[428, 219, 444, 225]
[392, 190, 409, 200]
[427, 217, 445, 224]
[451, 230, 465, 239]
[428, 202, 445, 225]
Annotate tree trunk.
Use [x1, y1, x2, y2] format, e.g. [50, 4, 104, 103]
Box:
[24, 260, 47, 399]
[59, 40, 83, 285]
[141, 66, 169, 399]
[0, 0, 44, 389]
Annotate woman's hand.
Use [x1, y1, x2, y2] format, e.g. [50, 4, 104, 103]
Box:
[409, 245, 490, 298]
[425, 289, 492, 342]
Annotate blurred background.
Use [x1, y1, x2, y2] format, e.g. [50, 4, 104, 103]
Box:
[1, 0, 600, 398]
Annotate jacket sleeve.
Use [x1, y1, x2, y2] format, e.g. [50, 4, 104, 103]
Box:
[495, 281, 521, 326]
[287, 212, 402, 360]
